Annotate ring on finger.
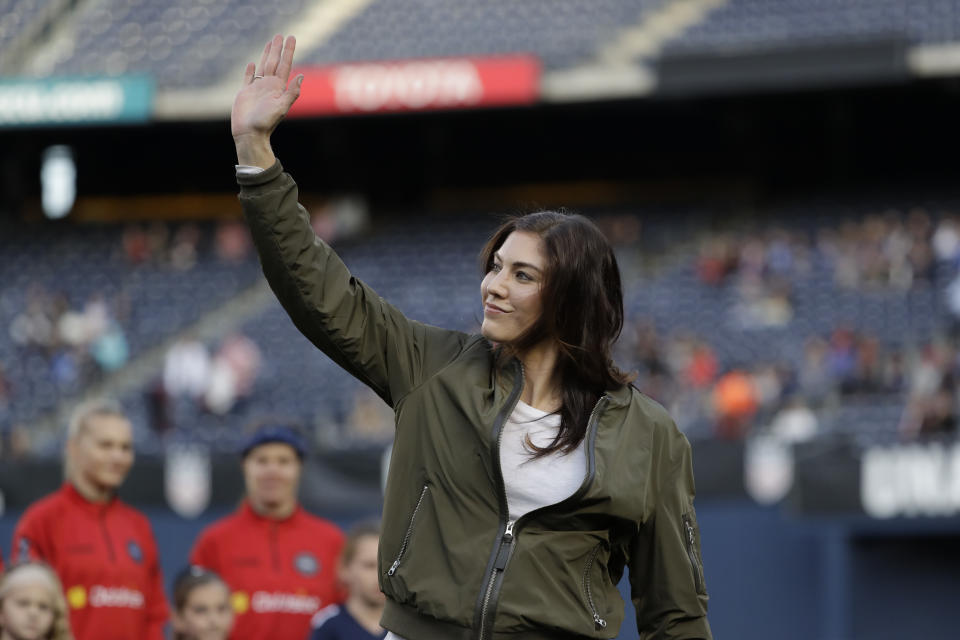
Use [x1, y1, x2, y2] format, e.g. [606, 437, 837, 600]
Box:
[253, 74, 264, 80]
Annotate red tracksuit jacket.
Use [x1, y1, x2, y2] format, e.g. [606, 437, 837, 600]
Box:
[11, 483, 168, 640]
[190, 501, 345, 640]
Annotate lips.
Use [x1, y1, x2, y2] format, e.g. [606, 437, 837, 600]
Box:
[484, 302, 508, 314]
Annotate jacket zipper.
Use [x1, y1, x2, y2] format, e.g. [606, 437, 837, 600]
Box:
[387, 484, 429, 576]
[99, 510, 116, 563]
[476, 373, 609, 640]
[270, 522, 280, 572]
[682, 514, 705, 594]
[475, 360, 524, 639]
[582, 543, 607, 630]
[479, 520, 515, 639]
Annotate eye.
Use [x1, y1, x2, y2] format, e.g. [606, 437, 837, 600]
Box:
[490, 262, 502, 273]
[516, 271, 532, 281]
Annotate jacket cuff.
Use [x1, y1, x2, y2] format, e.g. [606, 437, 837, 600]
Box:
[237, 159, 283, 187]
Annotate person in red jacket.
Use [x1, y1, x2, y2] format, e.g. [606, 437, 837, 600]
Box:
[189, 424, 345, 640]
[11, 399, 168, 640]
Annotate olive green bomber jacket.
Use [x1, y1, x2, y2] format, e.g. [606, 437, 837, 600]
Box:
[238, 161, 711, 640]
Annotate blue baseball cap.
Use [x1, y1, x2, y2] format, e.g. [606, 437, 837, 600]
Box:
[240, 424, 307, 459]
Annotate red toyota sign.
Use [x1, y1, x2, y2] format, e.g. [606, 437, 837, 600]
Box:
[287, 55, 540, 116]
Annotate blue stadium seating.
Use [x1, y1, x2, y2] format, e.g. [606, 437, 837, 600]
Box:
[301, 0, 667, 70]
[0, 221, 262, 428]
[668, 0, 960, 55]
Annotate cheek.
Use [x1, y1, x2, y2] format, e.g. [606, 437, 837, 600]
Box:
[515, 288, 542, 314]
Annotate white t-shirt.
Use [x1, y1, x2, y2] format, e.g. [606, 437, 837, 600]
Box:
[500, 400, 587, 521]
[384, 401, 587, 640]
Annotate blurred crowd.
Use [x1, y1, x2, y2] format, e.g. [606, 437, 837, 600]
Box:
[625, 320, 960, 442]
[628, 207, 960, 443]
[6, 208, 960, 459]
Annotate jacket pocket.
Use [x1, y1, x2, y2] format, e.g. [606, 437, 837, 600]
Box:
[386, 484, 429, 576]
[581, 542, 608, 631]
[682, 512, 706, 595]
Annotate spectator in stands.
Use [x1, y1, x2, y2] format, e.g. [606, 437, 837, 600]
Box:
[171, 567, 234, 640]
[769, 395, 818, 444]
[215, 220, 253, 262]
[163, 337, 212, 401]
[933, 214, 960, 265]
[344, 388, 393, 444]
[712, 368, 758, 439]
[309, 522, 386, 640]
[0, 363, 10, 413]
[2, 425, 32, 460]
[0, 562, 73, 640]
[230, 34, 709, 640]
[170, 224, 201, 271]
[900, 340, 959, 439]
[122, 225, 151, 264]
[798, 336, 832, 403]
[204, 334, 261, 415]
[11, 399, 168, 640]
[189, 423, 345, 640]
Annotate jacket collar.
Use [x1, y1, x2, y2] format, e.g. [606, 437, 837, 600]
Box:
[496, 356, 634, 409]
[62, 482, 117, 513]
[240, 499, 303, 525]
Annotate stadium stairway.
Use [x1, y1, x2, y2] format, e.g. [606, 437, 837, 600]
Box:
[0, 0, 78, 74]
[26, 275, 279, 454]
[542, 0, 728, 101]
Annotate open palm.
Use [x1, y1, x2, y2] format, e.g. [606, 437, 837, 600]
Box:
[231, 34, 302, 140]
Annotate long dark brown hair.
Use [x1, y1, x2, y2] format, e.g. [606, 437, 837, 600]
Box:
[479, 211, 633, 457]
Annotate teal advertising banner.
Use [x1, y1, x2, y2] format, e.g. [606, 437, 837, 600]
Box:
[0, 75, 154, 126]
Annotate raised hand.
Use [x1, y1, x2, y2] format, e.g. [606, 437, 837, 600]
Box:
[232, 34, 303, 168]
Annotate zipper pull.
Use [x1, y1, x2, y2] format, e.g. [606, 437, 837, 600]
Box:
[593, 613, 608, 629]
[493, 521, 516, 571]
[686, 522, 695, 545]
[387, 559, 400, 576]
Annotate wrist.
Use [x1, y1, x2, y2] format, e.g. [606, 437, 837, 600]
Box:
[233, 133, 276, 169]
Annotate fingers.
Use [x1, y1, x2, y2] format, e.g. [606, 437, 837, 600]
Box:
[257, 39, 272, 77]
[264, 33, 284, 76]
[242, 62, 255, 85]
[284, 74, 304, 109]
[276, 35, 297, 82]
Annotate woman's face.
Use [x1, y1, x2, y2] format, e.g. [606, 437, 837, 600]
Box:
[481, 231, 546, 345]
[174, 582, 234, 640]
[0, 584, 56, 640]
[242, 443, 301, 511]
[69, 414, 134, 491]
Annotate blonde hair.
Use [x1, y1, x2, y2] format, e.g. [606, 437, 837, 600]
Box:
[0, 562, 73, 640]
[63, 398, 128, 481]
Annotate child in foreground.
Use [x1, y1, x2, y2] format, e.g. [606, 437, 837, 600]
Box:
[310, 523, 386, 640]
[0, 562, 72, 640]
[171, 567, 234, 640]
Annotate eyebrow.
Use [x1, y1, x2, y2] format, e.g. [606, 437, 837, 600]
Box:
[493, 251, 543, 273]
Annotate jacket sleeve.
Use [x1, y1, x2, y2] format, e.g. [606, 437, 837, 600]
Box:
[189, 529, 217, 571]
[238, 161, 471, 408]
[142, 522, 169, 640]
[629, 416, 711, 640]
[11, 507, 51, 564]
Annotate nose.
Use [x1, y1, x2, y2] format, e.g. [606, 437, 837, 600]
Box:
[487, 270, 508, 298]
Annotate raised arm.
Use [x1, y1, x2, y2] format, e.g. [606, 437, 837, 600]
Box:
[232, 34, 302, 169]
[232, 36, 472, 407]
